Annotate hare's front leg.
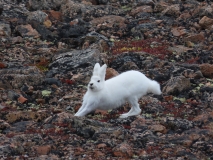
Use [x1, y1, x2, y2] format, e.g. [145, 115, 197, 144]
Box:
[74, 103, 93, 117]
[119, 97, 141, 118]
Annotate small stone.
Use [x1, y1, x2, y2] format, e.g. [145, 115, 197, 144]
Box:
[0, 22, 11, 37]
[105, 68, 119, 80]
[36, 99, 45, 104]
[171, 27, 187, 37]
[113, 143, 133, 158]
[182, 69, 203, 79]
[0, 5, 3, 15]
[43, 20, 52, 28]
[190, 133, 201, 143]
[10, 36, 23, 44]
[0, 120, 10, 130]
[27, 10, 48, 23]
[182, 140, 193, 147]
[199, 16, 213, 29]
[130, 5, 153, 16]
[149, 124, 167, 134]
[162, 4, 180, 17]
[0, 62, 7, 68]
[18, 95, 28, 104]
[200, 63, 213, 78]
[90, 15, 126, 29]
[178, 12, 191, 20]
[163, 76, 191, 95]
[97, 143, 107, 149]
[48, 10, 62, 21]
[184, 33, 205, 43]
[94, 150, 105, 158]
[185, 41, 194, 48]
[155, 20, 163, 24]
[35, 145, 51, 155]
[15, 24, 40, 38]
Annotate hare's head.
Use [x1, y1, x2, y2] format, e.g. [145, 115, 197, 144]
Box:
[88, 63, 107, 92]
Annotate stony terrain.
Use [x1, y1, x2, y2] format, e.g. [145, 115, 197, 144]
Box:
[0, 0, 213, 159]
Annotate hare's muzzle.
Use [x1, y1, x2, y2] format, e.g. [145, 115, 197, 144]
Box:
[89, 83, 94, 89]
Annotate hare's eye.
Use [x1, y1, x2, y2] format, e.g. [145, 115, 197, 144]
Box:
[97, 80, 100, 82]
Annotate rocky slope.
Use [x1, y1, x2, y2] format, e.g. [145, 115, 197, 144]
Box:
[0, 0, 213, 159]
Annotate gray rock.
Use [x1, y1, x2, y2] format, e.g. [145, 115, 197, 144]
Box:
[136, 23, 157, 32]
[48, 48, 102, 77]
[27, 10, 48, 23]
[163, 76, 191, 95]
[0, 22, 11, 37]
[0, 66, 44, 89]
[59, 24, 89, 39]
[109, 53, 146, 72]
[60, 0, 84, 17]
[30, 21, 57, 41]
[15, 24, 41, 38]
[61, 0, 125, 19]
[27, 0, 65, 10]
[7, 90, 19, 101]
[134, 0, 155, 6]
[0, 145, 11, 156]
[162, 117, 194, 132]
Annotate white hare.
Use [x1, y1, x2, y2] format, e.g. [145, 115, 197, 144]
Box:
[75, 63, 161, 118]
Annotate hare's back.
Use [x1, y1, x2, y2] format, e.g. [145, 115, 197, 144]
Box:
[106, 70, 150, 86]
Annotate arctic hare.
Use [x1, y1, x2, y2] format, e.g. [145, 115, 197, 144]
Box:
[75, 63, 161, 118]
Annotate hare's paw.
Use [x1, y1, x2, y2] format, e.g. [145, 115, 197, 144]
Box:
[119, 113, 129, 118]
[119, 108, 141, 118]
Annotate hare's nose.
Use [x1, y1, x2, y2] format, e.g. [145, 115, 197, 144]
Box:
[90, 83, 93, 86]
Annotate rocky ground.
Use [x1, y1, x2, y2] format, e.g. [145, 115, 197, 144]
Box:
[0, 0, 213, 159]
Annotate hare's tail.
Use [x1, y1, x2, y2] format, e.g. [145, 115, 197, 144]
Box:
[148, 80, 161, 95]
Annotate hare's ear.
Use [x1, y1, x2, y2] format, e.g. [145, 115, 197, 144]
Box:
[93, 63, 100, 75]
[99, 64, 107, 79]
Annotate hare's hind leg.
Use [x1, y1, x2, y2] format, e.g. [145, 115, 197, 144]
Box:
[119, 97, 141, 118]
[74, 104, 93, 117]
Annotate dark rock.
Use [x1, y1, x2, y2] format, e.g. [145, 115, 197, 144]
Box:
[135, 22, 157, 33]
[163, 76, 191, 95]
[15, 24, 40, 38]
[3, 121, 34, 133]
[0, 22, 11, 37]
[0, 145, 11, 156]
[59, 24, 89, 38]
[162, 117, 194, 133]
[0, 66, 44, 89]
[48, 48, 102, 76]
[76, 127, 95, 138]
[113, 142, 133, 158]
[30, 21, 57, 41]
[97, 0, 108, 5]
[27, 10, 48, 23]
[81, 31, 112, 47]
[27, 0, 64, 10]
[134, 0, 155, 7]
[7, 90, 20, 101]
[0, 5, 3, 15]
[162, 4, 180, 17]
[44, 78, 62, 87]
[200, 63, 213, 78]
[200, 86, 213, 93]
[109, 53, 146, 72]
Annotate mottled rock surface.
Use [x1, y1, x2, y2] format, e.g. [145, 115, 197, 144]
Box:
[0, 0, 213, 159]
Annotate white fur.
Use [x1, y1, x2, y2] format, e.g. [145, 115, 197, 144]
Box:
[75, 63, 161, 118]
